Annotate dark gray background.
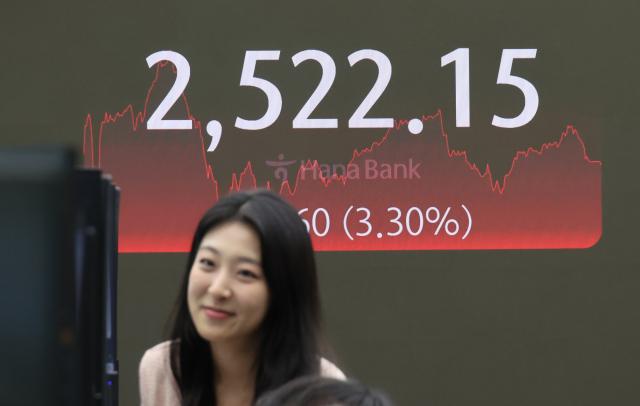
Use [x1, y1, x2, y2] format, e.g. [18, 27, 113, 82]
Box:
[1, 1, 638, 405]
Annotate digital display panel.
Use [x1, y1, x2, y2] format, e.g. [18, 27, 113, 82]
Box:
[80, 3, 601, 253]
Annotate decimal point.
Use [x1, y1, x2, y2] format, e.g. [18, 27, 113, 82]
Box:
[206, 120, 222, 152]
[408, 118, 423, 135]
[376, 232, 383, 238]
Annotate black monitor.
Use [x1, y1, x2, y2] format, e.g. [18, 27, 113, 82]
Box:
[0, 147, 79, 406]
[0, 147, 119, 406]
[74, 169, 119, 406]
[103, 175, 120, 405]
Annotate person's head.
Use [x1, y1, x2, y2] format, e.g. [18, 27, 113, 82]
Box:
[254, 376, 395, 406]
[187, 220, 268, 347]
[169, 189, 323, 405]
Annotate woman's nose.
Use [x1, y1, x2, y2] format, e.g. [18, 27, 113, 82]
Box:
[207, 270, 232, 299]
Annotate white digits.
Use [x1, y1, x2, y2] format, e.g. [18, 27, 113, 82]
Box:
[387, 207, 403, 237]
[355, 207, 372, 237]
[348, 50, 394, 129]
[298, 208, 330, 237]
[235, 51, 282, 130]
[492, 49, 539, 128]
[441, 48, 470, 128]
[291, 50, 338, 128]
[441, 48, 539, 128]
[146, 51, 193, 130]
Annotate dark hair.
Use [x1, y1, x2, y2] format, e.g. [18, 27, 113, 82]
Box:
[254, 376, 395, 406]
[168, 189, 324, 406]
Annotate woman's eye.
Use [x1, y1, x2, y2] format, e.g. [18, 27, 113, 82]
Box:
[238, 270, 258, 279]
[199, 258, 216, 268]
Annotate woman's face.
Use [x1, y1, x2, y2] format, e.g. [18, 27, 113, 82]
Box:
[187, 221, 269, 345]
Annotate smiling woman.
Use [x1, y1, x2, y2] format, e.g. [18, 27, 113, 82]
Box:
[138, 190, 344, 406]
[188, 222, 269, 347]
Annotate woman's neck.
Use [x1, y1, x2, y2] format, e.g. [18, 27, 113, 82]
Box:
[210, 338, 259, 406]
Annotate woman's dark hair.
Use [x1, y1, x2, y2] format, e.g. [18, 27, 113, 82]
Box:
[254, 376, 394, 406]
[168, 189, 324, 406]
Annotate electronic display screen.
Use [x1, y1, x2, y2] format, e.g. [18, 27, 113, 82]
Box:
[79, 2, 604, 253]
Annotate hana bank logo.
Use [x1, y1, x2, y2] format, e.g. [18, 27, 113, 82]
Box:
[265, 154, 422, 181]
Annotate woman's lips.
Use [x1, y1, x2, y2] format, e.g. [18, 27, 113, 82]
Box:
[202, 306, 234, 320]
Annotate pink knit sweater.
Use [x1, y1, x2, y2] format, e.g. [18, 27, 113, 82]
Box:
[139, 341, 346, 406]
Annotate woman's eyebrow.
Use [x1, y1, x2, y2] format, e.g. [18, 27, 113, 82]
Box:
[199, 245, 219, 255]
[235, 256, 261, 266]
[200, 246, 261, 266]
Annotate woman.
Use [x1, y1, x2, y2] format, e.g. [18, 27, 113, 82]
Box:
[139, 190, 344, 406]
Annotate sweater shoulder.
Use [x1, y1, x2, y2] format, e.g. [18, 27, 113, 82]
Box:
[139, 341, 180, 406]
[319, 357, 347, 380]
